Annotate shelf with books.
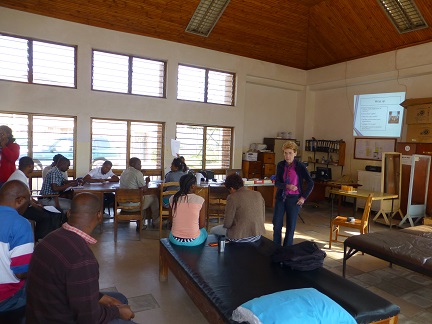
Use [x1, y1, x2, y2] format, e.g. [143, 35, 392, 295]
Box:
[304, 139, 346, 178]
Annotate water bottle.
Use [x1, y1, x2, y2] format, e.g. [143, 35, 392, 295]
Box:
[218, 235, 226, 253]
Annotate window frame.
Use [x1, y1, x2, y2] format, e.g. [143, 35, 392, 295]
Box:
[177, 63, 236, 106]
[0, 32, 77, 88]
[91, 117, 165, 179]
[0, 111, 77, 191]
[175, 122, 233, 174]
[91, 49, 167, 98]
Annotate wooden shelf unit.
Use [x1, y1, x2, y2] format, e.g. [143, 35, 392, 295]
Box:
[304, 139, 346, 178]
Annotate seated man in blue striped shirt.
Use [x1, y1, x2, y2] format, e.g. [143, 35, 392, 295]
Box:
[0, 180, 33, 313]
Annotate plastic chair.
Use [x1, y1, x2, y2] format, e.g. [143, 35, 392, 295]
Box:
[329, 194, 373, 249]
[159, 182, 179, 238]
[114, 189, 144, 241]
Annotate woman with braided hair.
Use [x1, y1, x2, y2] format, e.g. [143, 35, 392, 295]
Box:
[163, 157, 187, 207]
[168, 173, 207, 246]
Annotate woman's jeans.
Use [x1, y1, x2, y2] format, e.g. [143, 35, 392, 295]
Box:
[272, 195, 300, 246]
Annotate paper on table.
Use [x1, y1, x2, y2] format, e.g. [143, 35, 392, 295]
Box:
[44, 206, 61, 213]
[171, 139, 181, 157]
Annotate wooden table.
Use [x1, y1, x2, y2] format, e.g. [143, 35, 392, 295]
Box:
[74, 181, 275, 230]
[73, 182, 159, 195]
[73, 182, 160, 222]
[329, 189, 399, 229]
[73, 182, 160, 204]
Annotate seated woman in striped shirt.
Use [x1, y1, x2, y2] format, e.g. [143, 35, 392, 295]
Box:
[169, 173, 207, 246]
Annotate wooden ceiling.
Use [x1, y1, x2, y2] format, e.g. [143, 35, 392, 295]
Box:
[2, 0, 432, 70]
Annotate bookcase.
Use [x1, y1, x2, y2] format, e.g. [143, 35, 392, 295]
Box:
[303, 139, 346, 178]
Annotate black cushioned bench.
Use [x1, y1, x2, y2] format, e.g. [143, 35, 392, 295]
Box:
[160, 235, 399, 324]
[343, 225, 432, 278]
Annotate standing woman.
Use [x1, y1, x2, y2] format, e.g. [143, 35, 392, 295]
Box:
[0, 125, 20, 188]
[169, 173, 208, 246]
[273, 141, 314, 246]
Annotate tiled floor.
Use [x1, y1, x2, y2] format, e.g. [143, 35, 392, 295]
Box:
[91, 201, 432, 324]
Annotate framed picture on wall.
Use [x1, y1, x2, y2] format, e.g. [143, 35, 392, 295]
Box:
[354, 138, 397, 161]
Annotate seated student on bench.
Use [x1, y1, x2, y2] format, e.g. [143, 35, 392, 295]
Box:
[169, 173, 207, 246]
[210, 173, 266, 242]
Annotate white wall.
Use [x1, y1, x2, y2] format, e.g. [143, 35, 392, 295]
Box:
[243, 77, 303, 148]
[3, 7, 432, 183]
[305, 45, 432, 180]
[0, 8, 306, 176]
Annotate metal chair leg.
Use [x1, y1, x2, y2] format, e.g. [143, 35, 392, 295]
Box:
[298, 212, 305, 224]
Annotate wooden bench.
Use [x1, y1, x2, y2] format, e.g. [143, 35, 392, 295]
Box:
[343, 225, 432, 278]
[160, 235, 399, 324]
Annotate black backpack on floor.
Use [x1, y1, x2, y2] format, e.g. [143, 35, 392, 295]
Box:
[271, 241, 326, 271]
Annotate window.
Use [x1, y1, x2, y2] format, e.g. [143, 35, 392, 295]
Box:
[377, 0, 427, 34]
[176, 124, 232, 169]
[92, 50, 166, 97]
[177, 64, 235, 106]
[0, 34, 76, 87]
[0, 112, 76, 168]
[91, 119, 164, 172]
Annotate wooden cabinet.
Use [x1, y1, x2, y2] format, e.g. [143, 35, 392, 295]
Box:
[258, 152, 275, 164]
[307, 181, 328, 202]
[242, 160, 262, 179]
[262, 164, 275, 177]
[397, 142, 432, 216]
[258, 152, 276, 178]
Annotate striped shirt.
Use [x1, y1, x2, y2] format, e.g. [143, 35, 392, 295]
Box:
[0, 206, 34, 302]
[229, 235, 261, 243]
[62, 222, 97, 245]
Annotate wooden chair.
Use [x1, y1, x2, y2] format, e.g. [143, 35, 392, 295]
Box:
[159, 182, 179, 238]
[114, 189, 144, 241]
[329, 194, 373, 249]
[207, 186, 228, 224]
